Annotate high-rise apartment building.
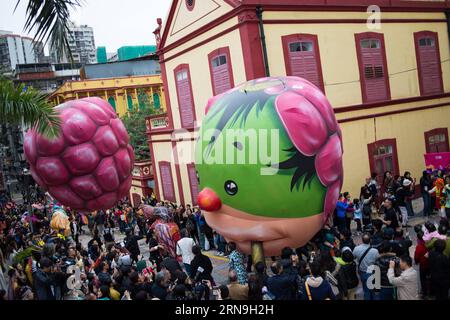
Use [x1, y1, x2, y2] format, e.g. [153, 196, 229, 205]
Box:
[0, 30, 45, 74]
[51, 22, 97, 65]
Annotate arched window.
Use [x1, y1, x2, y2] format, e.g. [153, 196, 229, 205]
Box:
[174, 64, 196, 129]
[355, 32, 391, 103]
[108, 96, 116, 111]
[208, 47, 234, 96]
[367, 139, 399, 177]
[425, 128, 449, 153]
[127, 95, 134, 111]
[414, 31, 443, 96]
[187, 163, 199, 205]
[282, 34, 324, 92]
[153, 93, 161, 109]
[138, 91, 149, 110]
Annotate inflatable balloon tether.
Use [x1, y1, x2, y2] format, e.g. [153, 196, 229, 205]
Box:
[251, 241, 264, 266]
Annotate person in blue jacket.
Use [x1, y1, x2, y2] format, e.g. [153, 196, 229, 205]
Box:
[335, 194, 349, 233]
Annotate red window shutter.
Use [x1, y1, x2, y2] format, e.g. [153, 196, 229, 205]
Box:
[208, 47, 235, 96]
[415, 32, 443, 95]
[159, 161, 175, 202]
[289, 42, 321, 89]
[282, 34, 324, 92]
[359, 38, 389, 102]
[175, 65, 195, 128]
[211, 55, 231, 95]
[187, 164, 199, 205]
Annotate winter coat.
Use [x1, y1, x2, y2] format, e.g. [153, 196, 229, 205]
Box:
[301, 276, 336, 300]
[33, 269, 56, 300]
[334, 257, 359, 294]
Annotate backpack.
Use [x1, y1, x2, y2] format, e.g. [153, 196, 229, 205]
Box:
[339, 262, 359, 290]
[362, 203, 372, 218]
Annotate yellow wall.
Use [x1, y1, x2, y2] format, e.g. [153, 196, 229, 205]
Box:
[164, 26, 246, 129]
[49, 75, 166, 118]
[152, 9, 450, 204]
[263, 12, 450, 107]
[340, 105, 450, 196]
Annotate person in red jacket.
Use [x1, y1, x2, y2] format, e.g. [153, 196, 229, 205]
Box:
[414, 225, 430, 299]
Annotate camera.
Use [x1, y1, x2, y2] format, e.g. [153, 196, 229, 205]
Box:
[392, 257, 401, 267]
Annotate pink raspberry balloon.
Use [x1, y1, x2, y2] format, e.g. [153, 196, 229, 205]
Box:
[24, 97, 134, 212]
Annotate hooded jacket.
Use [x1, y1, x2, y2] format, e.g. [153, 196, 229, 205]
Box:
[334, 257, 359, 292]
[301, 276, 336, 300]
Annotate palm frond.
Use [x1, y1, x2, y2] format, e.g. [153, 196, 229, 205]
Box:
[0, 78, 61, 138]
[15, 0, 83, 61]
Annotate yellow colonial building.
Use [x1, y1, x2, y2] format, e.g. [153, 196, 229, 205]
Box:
[147, 0, 450, 205]
[49, 74, 166, 117]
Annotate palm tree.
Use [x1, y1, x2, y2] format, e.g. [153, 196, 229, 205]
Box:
[0, 77, 60, 137]
[0, 0, 82, 137]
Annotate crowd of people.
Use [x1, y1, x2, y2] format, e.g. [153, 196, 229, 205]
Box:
[0, 168, 449, 301]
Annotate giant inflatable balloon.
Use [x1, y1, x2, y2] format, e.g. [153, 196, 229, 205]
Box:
[24, 97, 134, 212]
[50, 205, 70, 236]
[195, 77, 344, 256]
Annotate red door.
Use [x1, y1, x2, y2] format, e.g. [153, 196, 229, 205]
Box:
[359, 38, 389, 102]
[159, 161, 176, 202]
[175, 65, 195, 128]
[187, 164, 199, 205]
[415, 32, 443, 95]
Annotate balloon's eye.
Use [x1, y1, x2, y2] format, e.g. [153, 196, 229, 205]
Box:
[224, 180, 238, 196]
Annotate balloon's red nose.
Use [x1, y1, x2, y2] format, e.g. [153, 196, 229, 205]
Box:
[197, 188, 222, 212]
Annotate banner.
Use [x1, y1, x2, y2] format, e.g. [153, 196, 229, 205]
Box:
[424, 152, 450, 171]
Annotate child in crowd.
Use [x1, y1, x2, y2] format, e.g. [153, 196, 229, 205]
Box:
[353, 199, 362, 235]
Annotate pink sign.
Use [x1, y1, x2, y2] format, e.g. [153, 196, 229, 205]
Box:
[424, 152, 450, 171]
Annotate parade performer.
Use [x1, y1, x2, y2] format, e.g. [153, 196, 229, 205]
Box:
[150, 207, 181, 258]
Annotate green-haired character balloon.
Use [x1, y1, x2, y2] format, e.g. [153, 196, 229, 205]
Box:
[195, 77, 343, 257]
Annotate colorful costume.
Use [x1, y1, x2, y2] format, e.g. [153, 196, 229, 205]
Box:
[150, 207, 181, 258]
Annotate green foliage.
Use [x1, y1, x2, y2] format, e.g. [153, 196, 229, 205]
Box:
[0, 77, 61, 138]
[122, 98, 162, 161]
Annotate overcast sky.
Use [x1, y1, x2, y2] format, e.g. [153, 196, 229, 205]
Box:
[0, 0, 172, 53]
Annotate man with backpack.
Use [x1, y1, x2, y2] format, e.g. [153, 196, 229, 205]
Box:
[334, 249, 359, 300]
[353, 233, 380, 300]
